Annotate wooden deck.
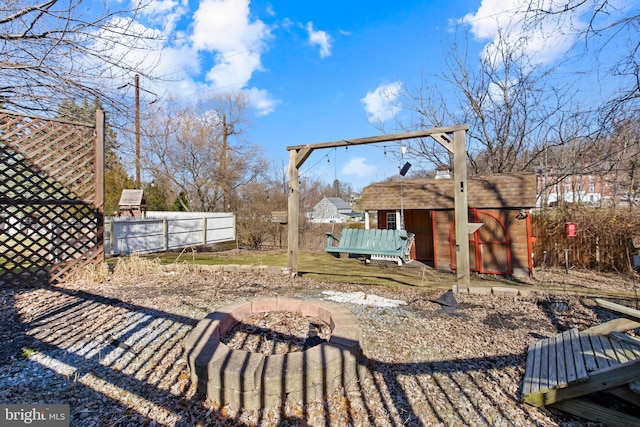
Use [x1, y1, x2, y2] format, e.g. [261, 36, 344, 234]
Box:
[522, 299, 640, 427]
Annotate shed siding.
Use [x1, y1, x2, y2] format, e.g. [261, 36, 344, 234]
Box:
[434, 210, 454, 271]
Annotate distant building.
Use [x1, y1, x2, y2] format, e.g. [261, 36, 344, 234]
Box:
[536, 169, 616, 207]
[309, 196, 362, 223]
[435, 164, 452, 179]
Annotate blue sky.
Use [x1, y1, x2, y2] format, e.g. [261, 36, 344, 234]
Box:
[125, 0, 636, 190]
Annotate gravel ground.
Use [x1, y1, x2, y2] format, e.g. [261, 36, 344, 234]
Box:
[1, 257, 639, 426]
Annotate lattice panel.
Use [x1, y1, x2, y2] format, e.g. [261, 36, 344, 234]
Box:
[0, 111, 104, 286]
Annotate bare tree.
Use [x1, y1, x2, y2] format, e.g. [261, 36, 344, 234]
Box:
[398, 28, 575, 176]
[143, 92, 268, 212]
[598, 117, 640, 207]
[522, 0, 640, 123]
[0, 0, 162, 114]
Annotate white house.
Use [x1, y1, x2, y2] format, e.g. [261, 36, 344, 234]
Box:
[309, 196, 362, 223]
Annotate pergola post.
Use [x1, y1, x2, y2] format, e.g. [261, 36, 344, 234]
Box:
[287, 149, 299, 275]
[453, 129, 470, 287]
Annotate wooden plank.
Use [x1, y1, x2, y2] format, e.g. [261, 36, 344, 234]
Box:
[536, 357, 640, 406]
[375, 229, 386, 250]
[548, 335, 558, 390]
[550, 398, 640, 427]
[599, 335, 621, 366]
[348, 229, 361, 249]
[540, 336, 550, 392]
[531, 340, 543, 394]
[586, 318, 640, 335]
[563, 329, 578, 384]
[596, 299, 640, 323]
[618, 341, 640, 361]
[556, 332, 568, 388]
[610, 335, 630, 364]
[607, 385, 640, 407]
[611, 331, 640, 353]
[580, 331, 599, 372]
[569, 328, 589, 382]
[522, 343, 537, 397]
[589, 333, 612, 369]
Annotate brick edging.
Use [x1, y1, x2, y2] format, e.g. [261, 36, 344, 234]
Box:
[184, 297, 365, 409]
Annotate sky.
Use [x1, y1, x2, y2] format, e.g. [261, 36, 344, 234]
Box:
[122, 0, 637, 191]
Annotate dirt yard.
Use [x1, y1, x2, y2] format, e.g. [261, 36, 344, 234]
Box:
[1, 257, 639, 426]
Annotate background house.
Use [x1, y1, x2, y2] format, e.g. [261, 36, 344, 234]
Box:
[536, 168, 617, 207]
[309, 196, 362, 223]
[359, 173, 537, 277]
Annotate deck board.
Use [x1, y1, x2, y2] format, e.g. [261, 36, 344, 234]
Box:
[570, 328, 589, 382]
[522, 343, 537, 397]
[579, 332, 598, 372]
[548, 335, 558, 389]
[556, 332, 568, 388]
[531, 340, 543, 394]
[562, 330, 577, 384]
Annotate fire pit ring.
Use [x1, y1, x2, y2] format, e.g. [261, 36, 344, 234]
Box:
[184, 297, 364, 409]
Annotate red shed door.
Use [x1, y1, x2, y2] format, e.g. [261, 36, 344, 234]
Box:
[450, 209, 511, 275]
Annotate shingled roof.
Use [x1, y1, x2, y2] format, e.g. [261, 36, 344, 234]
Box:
[360, 173, 536, 210]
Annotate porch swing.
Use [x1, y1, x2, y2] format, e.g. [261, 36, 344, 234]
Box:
[325, 157, 414, 266]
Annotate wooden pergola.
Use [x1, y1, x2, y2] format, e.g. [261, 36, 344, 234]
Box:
[286, 124, 472, 287]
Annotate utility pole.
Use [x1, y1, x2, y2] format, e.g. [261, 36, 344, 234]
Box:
[135, 74, 141, 186]
[119, 74, 156, 187]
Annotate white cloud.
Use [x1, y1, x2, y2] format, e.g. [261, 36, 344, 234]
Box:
[243, 87, 280, 116]
[461, 0, 585, 66]
[360, 81, 403, 123]
[341, 157, 377, 178]
[191, 0, 272, 88]
[143, 0, 188, 34]
[134, 0, 279, 114]
[306, 22, 332, 58]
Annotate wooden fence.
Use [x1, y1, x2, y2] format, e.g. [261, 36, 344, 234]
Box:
[0, 110, 104, 285]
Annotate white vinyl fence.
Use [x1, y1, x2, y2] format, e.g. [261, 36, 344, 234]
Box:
[105, 212, 235, 256]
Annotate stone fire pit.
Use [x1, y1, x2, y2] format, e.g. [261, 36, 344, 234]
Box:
[184, 297, 365, 409]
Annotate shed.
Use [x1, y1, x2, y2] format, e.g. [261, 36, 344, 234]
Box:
[360, 173, 537, 277]
[118, 189, 146, 217]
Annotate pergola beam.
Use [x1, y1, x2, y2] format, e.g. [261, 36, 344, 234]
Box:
[287, 125, 468, 152]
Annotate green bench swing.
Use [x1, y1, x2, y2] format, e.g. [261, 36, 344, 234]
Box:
[325, 228, 414, 266]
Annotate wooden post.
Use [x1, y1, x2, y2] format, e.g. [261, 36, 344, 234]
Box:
[453, 129, 470, 287]
[202, 216, 207, 246]
[95, 109, 106, 263]
[134, 74, 141, 186]
[163, 218, 168, 252]
[287, 149, 299, 275]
